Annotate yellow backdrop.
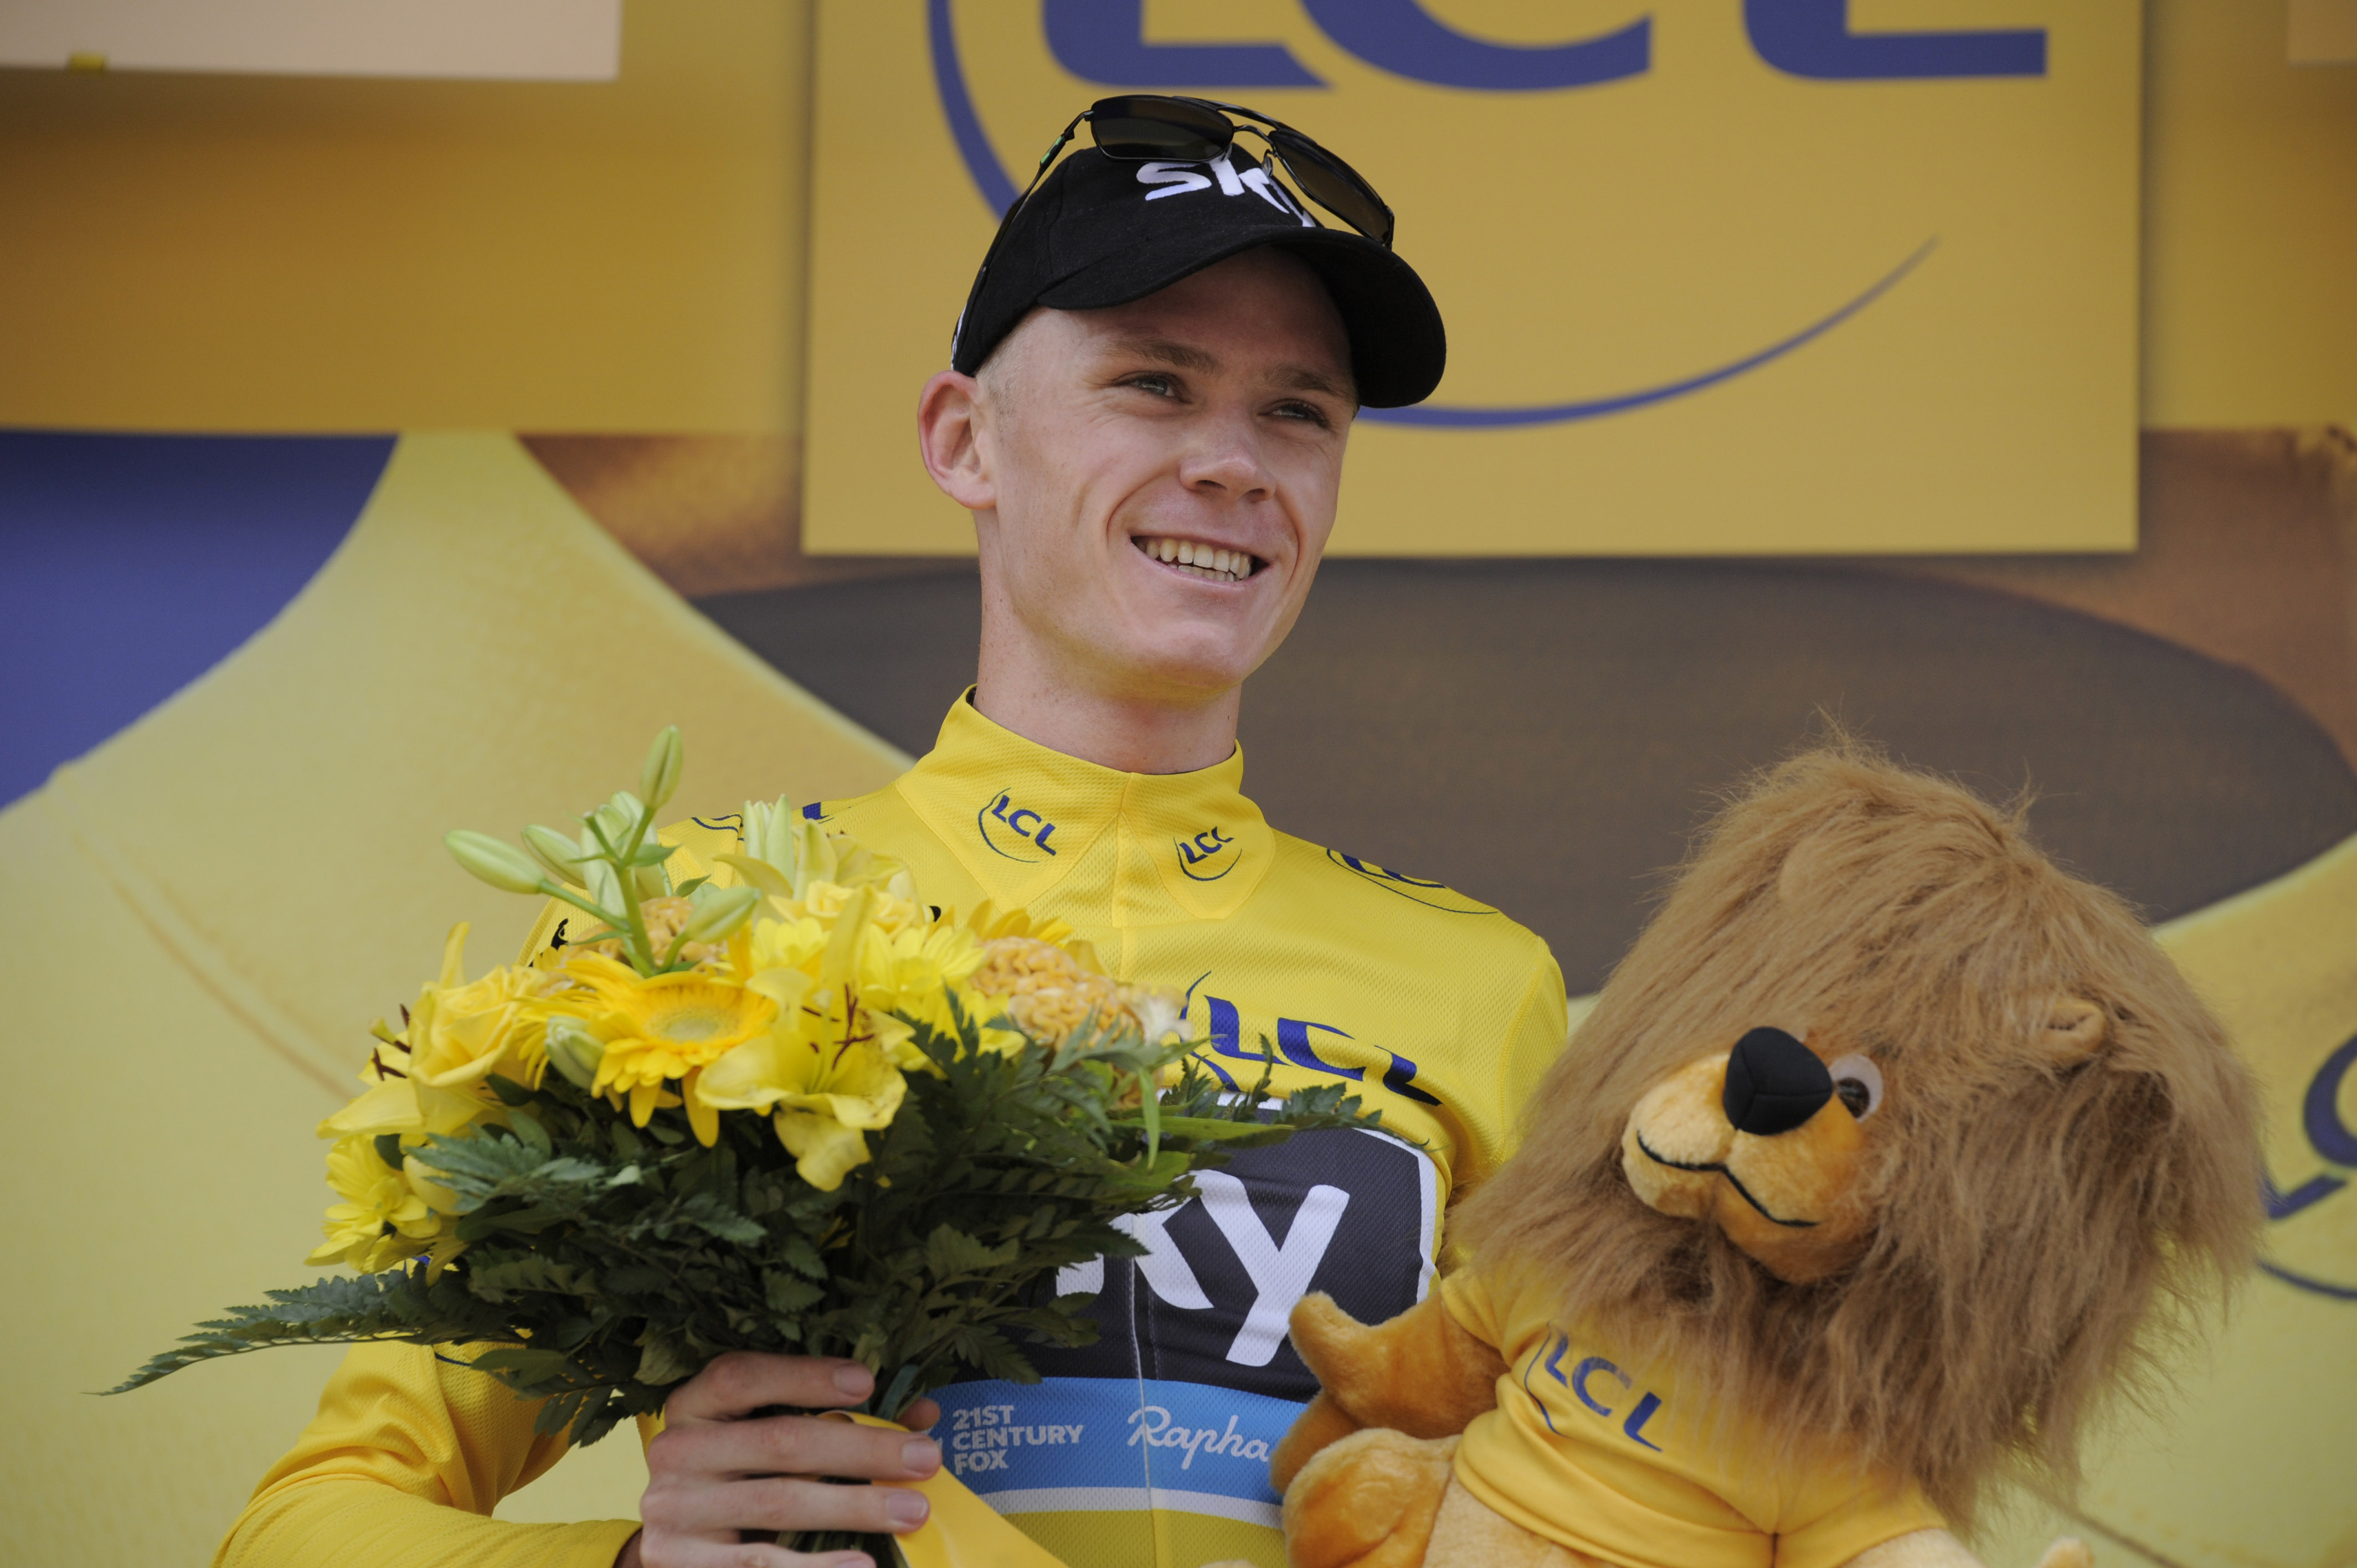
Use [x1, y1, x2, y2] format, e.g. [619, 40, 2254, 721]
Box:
[0, 1, 2350, 451]
[806, 0, 2142, 555]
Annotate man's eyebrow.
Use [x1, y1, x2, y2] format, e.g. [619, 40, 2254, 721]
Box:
[1104, 336, 1356, 403]
[1105, 337, 1222, 374]
[1275, 363, 1356, 401]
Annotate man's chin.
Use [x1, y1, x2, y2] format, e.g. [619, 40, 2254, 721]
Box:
[1099, 639, 1264, 707]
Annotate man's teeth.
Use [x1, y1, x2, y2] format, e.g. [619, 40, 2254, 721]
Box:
[1134, 536, 1255, 582]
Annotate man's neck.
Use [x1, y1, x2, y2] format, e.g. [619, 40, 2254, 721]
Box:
[972, 649, 1241, 776]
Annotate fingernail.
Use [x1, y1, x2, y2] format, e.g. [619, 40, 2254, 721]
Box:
[832, 1363, 871, 1396]
[902, 1437, 940, 1473]
[887, 1489, 931, 1526]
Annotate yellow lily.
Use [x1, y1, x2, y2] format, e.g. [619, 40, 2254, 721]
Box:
[696, 1024, 908, 1191]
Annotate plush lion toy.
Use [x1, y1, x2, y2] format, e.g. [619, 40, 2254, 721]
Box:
[1255, 748, 2262, 1568]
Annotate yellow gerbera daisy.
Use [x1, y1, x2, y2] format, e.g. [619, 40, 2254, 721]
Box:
[550, 955, 779, 1133]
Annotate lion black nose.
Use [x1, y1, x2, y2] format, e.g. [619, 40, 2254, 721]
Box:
[1722, 1027, 1833, 1136]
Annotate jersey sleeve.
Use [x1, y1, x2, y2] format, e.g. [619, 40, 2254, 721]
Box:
[1492, 943, 1571, 1168]
[215, 1343, 637, 1568]
[1437, 1267, 1506, 1349]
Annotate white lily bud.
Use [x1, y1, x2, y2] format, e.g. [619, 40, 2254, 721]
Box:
[683, 884, 761, 943]
[544, 1017, 606, 1090]
[445, 831, 547, 895]
[584, 858, 627, 914]
[586, 796, 637, 853]
[523, 824, 583, 883]
[640, 726, 684, 812]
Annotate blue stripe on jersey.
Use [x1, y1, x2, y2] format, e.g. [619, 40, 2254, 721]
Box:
[933, 1375, 1298, 1523]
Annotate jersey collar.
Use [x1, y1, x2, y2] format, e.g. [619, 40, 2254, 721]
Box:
[892, 692, 1274, 924]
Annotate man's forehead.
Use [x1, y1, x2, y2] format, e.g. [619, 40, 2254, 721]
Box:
[1064, 255, 1354, 389]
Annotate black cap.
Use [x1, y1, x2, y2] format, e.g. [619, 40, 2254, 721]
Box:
[951, 147, 1446, 409]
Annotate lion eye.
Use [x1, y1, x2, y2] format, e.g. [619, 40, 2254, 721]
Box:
[1827, 1054, 1884, 1120]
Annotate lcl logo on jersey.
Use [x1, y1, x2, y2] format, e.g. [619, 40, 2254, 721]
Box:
[1193, 992, 1443, 1107]
[977, 788, 1060, 863]
[1176, 826, 1237, 881]
[1326, 849, 1494, 915]
[1525, 1330, 1670, 1453]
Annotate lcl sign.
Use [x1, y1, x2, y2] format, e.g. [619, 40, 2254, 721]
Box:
[1042, 0, 2046, 91]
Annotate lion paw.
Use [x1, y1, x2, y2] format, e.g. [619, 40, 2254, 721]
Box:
[1282, 1427, 1459, 1568]
[2032, 1540, 2093, 1568]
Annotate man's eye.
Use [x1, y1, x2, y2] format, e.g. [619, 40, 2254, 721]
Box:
[1125, 374, 1177, 397]
[1273, 401, 1330, 427]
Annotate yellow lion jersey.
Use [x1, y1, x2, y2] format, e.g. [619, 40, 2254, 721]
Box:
[226, 695, 1565, 1568]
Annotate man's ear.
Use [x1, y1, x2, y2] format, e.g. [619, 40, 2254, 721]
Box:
[918, 369, 995, 511]
[2037, 996, 2109, 1065]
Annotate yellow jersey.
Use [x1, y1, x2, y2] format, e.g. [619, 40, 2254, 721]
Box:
[1441, 1269, 1944, 1568]
[222, 694, 1567, 1568]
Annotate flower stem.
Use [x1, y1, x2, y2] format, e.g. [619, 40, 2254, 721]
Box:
[584, 815, 660, 975]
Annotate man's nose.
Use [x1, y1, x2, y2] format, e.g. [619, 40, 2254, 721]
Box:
[1721, 1027, 1833, 1135]
[1179, 414, 1274, 499]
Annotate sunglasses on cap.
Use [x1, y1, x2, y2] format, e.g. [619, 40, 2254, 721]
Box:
[1019, 95, 1396, 247]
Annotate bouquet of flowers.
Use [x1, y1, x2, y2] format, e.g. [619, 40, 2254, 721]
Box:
[116, 729, 1373, 1557]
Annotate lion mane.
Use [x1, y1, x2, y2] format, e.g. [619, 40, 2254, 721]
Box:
[1453, 746, 2263, 1528]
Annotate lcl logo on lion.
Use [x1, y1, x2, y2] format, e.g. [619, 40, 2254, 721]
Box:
[804, 1, 2139, 559]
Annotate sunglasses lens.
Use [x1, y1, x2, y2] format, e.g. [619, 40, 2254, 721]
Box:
[1270, 131, 1393, 246]
[1088, 96, 1233, 162]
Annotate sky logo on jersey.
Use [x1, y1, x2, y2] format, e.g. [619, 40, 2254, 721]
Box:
[935, 1128, 1439, 1523]
[1176, 826, 1237, 881]
[1326, 848, 1494, 916]
[976, 788, 1060, 862]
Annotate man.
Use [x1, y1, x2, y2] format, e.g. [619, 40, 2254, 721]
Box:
[224, 103, 1566, 1568]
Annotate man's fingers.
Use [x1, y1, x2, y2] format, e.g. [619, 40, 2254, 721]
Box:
[667, 1353, 874, 1424]
[898, 1397, 941, 1433]
[645, 1477, 933, 1539]
[645, 1540, 875, 1568]
[648, 1413, 942, 1487]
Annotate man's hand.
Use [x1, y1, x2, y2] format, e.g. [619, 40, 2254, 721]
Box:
[617, 1353, 944, 1568]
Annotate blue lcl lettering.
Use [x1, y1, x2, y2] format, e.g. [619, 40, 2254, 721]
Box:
[1563, 1353, 1666, 1451]
[1279, 1018, 1365, 1080]
[1044, 0, 1324, 87]
[1300, 0, 1649, 92]
[1743, 0, 2046, 79]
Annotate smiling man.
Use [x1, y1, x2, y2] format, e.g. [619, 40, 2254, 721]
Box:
[222, 104, 1566, 1568]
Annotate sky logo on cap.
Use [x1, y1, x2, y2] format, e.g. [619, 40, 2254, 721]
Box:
[1136, 152, 1315, 226]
